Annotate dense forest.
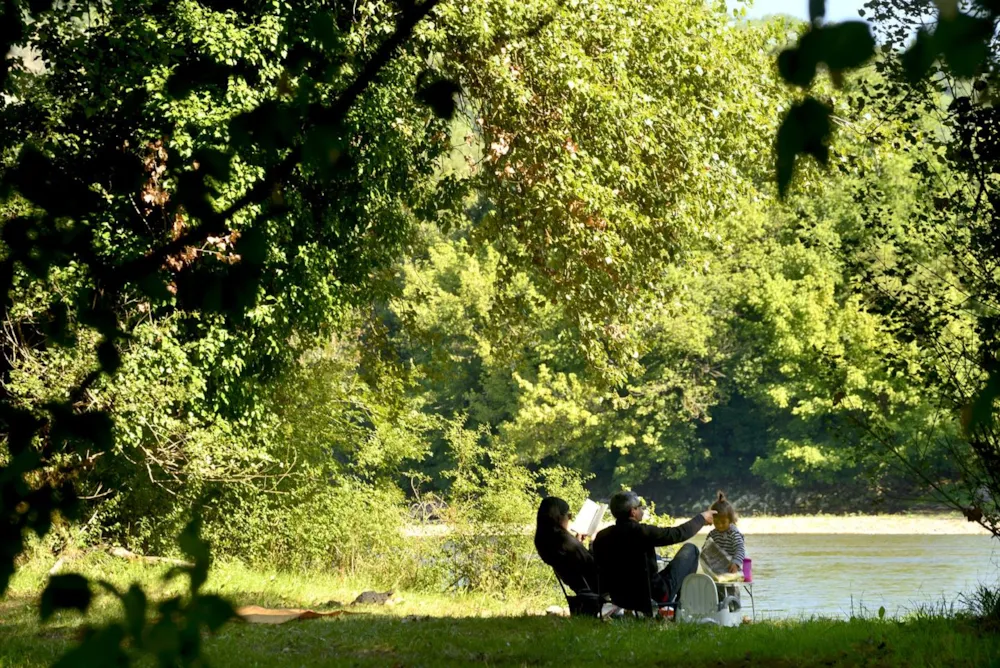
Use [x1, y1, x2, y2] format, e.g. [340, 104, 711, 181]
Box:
[3, 0, 1000, 601]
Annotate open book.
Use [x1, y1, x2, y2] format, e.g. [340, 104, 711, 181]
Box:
[700, 537, 743, 582]
[568, 499, 607, 538]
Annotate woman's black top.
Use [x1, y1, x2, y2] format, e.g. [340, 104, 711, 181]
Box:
[534, 529, 599, 595]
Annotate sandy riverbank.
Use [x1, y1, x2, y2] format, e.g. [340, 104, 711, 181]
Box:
[403, 513, 994, 537]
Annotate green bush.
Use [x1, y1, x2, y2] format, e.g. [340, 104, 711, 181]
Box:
[184, 475, 423, 588]
[963, 584, 1000, 627]
[437, 419, 588, 597]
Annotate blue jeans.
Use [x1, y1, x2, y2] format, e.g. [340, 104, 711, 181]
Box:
[659, 543, 699, 604]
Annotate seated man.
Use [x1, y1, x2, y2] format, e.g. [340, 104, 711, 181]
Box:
[593, 491, 715, 607]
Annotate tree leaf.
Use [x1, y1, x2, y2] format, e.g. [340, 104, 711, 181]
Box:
[178, 518, 210, 592]
[817, 21, 875, 71]
[40, 574, 92, 621]
[964, 370, 1000, 434]
[97, 338, 122, 375]
[936, 12, 993, 78]
[52, 626, 128, 668]
[775, 97, 832, 198]
[809, 0, 826, 22]
[777, 45, 818, 88]
[900, 29, 936, 83]
[193, 594, 236, 632]
[416, 77, 461, 120]
[122, 584, 148, 643]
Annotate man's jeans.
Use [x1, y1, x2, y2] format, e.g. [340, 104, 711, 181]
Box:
[659, 543, 699, 604]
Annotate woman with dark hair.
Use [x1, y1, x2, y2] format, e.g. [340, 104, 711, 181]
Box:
[533, 496, 599, 595]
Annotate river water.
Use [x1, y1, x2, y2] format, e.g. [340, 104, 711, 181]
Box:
[685, 533, 999, 619]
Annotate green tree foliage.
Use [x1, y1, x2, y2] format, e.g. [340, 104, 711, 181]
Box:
[387, 132, 966, 504]
[373, 3, 965, 506]
[0, 0, 452, 625]
[7, 6, 1000, 661]
[432, 0, 794, 379]
[775, 0, 1000, 534]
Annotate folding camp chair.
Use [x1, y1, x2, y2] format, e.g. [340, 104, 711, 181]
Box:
[694, 539, 756, 622]
[596, 548, 672, 620]
[677, 573, 742, 626]
[553, 571, 604, 618]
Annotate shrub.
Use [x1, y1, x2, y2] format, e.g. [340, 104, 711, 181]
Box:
[963, 584, 1000, 628]
[436, 420, 592, 598]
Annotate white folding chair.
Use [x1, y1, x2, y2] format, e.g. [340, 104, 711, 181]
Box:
[677, 573, 742, 627]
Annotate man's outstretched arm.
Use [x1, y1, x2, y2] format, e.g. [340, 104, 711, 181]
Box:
[641, 509, 715, 547]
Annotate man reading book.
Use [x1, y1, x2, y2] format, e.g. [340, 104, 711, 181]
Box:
[593, 491, 715, 605]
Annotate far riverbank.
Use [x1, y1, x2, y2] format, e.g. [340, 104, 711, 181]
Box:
[403, 513, 993, 537]
[738, 513, 991, 535]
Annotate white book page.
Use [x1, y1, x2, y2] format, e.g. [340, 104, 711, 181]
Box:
[569, 499, 600, 536]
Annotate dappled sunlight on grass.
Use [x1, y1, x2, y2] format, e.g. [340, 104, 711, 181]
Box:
[3, 556, 1000, 667]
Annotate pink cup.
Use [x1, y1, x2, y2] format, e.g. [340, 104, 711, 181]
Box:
[743, 558, 752, 582]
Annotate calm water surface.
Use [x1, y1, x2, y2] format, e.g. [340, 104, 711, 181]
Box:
[684, 533, 999, 619]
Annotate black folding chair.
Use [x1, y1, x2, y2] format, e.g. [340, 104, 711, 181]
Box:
[596, 547, 672, 619]
[553, 571, 604, 618]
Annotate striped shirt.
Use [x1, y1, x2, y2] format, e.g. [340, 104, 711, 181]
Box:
[706, 525, 745, 568]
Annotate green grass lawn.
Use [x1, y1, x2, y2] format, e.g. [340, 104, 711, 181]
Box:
[2, 553, 998, 667]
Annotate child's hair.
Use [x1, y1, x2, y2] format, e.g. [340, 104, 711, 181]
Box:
[711, 490, 738, 523]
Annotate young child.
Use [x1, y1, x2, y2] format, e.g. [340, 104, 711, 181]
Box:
[707, 491, 745, 573]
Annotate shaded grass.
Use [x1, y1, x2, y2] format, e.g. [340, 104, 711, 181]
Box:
[2, 553, 999, 667]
